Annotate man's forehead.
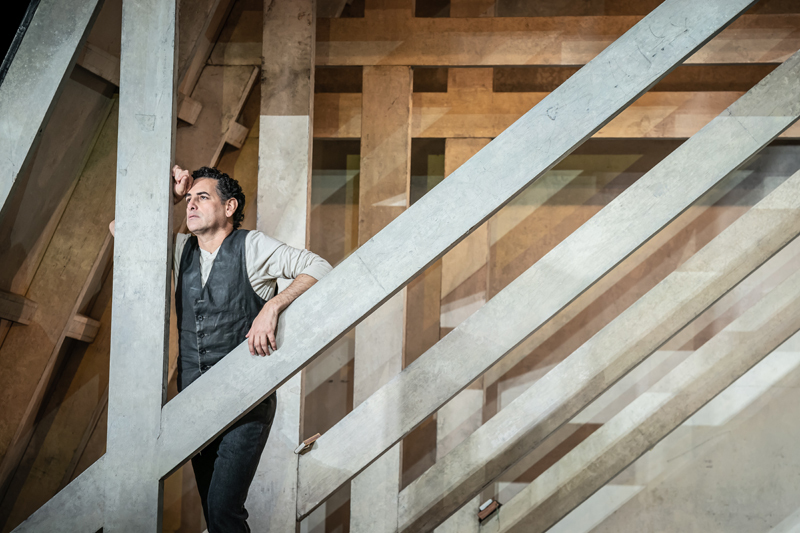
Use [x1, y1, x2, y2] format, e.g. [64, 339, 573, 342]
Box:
[187, 177, 217, 195]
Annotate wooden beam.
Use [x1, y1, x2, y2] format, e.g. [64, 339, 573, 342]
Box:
[0, 0, 103, 215]
[76, 42, 120, 86]
[397, 167, 800, 533]
[151, 0, 762, 488]
[64, 314, 101, 343]
[177, 93, 203, 125]
[482, 248, 800, 533]
[0, 292, 37, 326]
[224, 121, 249, 149]
[212, 14, 800, 68]
[314, 90, 800, 139]
[350, 65, 413, 533]
[104, 0, 176, 527]
[315, 13, 799, 66]
[176, 65, 259, 171]
[295, 48, 800, 518]
[178, 0, 235, 96]
[433, 137, 492, 533]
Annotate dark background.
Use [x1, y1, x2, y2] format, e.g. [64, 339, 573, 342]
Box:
[2, 0, 37, 72]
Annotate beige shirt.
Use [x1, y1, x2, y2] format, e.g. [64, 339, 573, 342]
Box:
[173, 231, 332, 300]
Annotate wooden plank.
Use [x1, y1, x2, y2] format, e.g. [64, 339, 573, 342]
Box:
[0, 0, 103, 215]
[313, 90, 800, 139]
[153, 0, 761, 488]
[177, 93, 203, 125]
[295, 48, 800, 518]
[316, 13, 799, 66]
[103, 0, 176, 527]
[178, 0, 235, 96]
[65, 314, 101, 343]
[210, 14, 800, 68]
[224, 121, 249, 149]
[481, 252, 800, 533]
[398, 167, 800, 532]
[0, 292, 37, 326]
[76, 42, 121, 86]
[351, 65, 413, 533]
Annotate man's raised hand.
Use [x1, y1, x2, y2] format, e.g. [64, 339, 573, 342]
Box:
[172, 165, 193, 205]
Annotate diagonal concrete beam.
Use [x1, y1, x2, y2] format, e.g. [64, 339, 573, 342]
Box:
[155, 0, 760, 482]
[481, 251, 800, 533]
[295, 48, 800, 518]
[397, 165, 800, 532]
[0, 0, 103, 216]
[104, 0, 176, 529]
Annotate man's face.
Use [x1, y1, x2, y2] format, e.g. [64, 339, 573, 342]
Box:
[185, 178, 236, 234]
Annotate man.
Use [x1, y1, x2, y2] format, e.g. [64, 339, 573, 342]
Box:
[171, 165, 331, 531]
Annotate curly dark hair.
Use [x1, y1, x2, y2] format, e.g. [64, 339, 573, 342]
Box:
[192, 166, 246, 230]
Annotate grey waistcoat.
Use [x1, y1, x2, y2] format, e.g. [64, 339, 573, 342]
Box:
[176, 229, 266, 392]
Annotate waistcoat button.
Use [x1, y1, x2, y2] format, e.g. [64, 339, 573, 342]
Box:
[198, 332, 205, 338]
[200, 348, 206, 354]
[200, 364, 210, 371]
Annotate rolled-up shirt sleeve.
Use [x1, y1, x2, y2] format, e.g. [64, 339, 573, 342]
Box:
[247, 231, 332, 299]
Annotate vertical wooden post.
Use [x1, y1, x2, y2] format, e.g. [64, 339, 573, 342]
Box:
[434, 137, 492, 533]
[350, 64, 413, 533]
[250, 0, 315, 530]
[105, 0, 176, 529]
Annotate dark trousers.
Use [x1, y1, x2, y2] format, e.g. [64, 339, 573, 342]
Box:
[191, 393, 277, 533]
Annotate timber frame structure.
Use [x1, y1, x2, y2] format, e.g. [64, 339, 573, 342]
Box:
[2, 0, 800, 531]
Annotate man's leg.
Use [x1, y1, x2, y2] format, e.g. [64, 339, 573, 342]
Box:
[191, 436, 220, 526]
[205, 393, 278, 533]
